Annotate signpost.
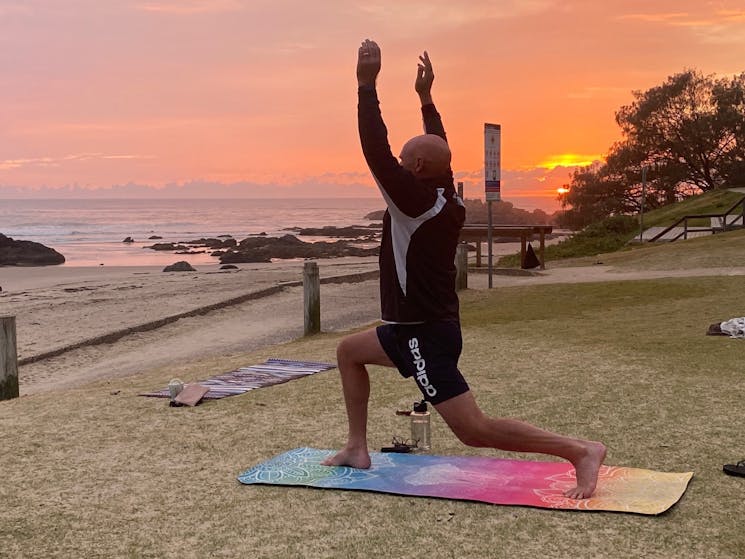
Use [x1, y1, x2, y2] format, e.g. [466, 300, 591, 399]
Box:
[484, 123, 501, 288]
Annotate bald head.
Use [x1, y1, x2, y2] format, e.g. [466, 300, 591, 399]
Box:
[399, 134, 451, 179]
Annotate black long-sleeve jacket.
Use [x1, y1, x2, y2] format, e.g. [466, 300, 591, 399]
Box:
[358, 85, 465, 323]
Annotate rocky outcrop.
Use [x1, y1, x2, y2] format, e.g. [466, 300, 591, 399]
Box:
[287, 225, 382, 238]
[0, 234, 65, 266]
[184, 237, 237, 249]
[147, 243, 190, 251]
[364, 209, 386, 220]
[219, 234, 378, 264]
[163, 261, 196, 272]
[145, 238, 236, 251]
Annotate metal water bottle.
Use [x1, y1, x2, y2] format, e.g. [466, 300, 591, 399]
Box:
[168, 378, 184, 402]
[410, 400, 431, 452]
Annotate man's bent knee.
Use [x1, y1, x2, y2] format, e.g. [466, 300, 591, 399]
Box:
[336, 329, 394, 369]
[336, 336, 359, 366]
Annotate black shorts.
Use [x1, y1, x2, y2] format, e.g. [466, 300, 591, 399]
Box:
[376, 320, 469, 405]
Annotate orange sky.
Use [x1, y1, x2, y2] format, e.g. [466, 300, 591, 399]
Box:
[2, 0, 745, 211]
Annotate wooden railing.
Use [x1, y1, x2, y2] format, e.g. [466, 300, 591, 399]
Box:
[648, 195, 745, 242]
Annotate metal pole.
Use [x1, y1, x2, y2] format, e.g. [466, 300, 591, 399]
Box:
[457, 181, 464, 199]
[487, 200, 493, 288]
[641, 169, 645, 237]
[455, 244, 468, 291]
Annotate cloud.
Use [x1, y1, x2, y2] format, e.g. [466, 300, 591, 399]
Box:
[719, 10, 745, 22]
[136, 0, 245, 14]
[616, 9, 745, 45]
[536, 154, 603, 169]
[355, 0, 555, 28]
[618, 12, 692, 24]
[567, 86, 630, 100]
[618, 9, 745, 30]
[0, 3, 32, 17]
[0, 177, 377, 200]
[451, 163, 591, 208]
[0, 153, 153, 170]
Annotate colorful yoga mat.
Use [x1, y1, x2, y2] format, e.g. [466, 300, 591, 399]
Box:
[140, 359, 335, 400]
[238, 448, 693, 515]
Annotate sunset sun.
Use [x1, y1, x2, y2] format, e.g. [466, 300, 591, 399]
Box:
[538, 154, 602, 170]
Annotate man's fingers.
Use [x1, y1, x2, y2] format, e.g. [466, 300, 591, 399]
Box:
[363, 39, 379, 52]
[417, 61, 433, 82]
[359, 39, 380, 60]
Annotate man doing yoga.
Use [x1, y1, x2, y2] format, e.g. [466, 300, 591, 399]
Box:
[322, 39, 606, 499]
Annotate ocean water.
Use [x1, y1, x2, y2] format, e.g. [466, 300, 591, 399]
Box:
[0, 198, 384, 267]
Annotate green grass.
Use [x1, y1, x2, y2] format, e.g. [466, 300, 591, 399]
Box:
[2, 270, 745, 557]
[555, 227, 745, 271]
[642, 189, 744, 228]
[498, 189, 745, 267]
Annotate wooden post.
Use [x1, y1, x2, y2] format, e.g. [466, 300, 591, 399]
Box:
[520, 235, 527, 268]
[0, 316, 19, 401]
[539, 230, 546, 270]
[455, 244, 468, 291]
[303, 261, 320, 336]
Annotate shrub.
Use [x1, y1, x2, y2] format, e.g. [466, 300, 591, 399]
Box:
[497, 215, 638, 266]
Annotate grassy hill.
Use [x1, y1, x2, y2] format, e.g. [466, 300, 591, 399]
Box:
[498, 189, 745, 266]
[640, 188, 744, 229]
[554, 227, 745, 270]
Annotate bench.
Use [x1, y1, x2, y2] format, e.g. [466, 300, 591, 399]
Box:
[459, 224, 553, 270]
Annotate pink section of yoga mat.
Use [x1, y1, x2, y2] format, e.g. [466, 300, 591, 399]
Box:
[238, 448, 693, 515]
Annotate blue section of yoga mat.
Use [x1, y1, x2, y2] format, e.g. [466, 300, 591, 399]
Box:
[238, 448, 693, 515]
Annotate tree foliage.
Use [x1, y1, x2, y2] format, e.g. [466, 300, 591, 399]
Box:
[560, 69, 745, 227]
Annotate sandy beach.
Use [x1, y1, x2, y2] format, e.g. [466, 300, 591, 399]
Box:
[4, 247, 745, 396]
[0, 257, 383, 395]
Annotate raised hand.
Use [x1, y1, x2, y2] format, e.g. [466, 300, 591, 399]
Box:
[415, 50, 434, 104]
[357, 39, 381, 87]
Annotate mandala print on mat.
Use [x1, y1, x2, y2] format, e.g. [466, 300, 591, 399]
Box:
[238, 448, 386, 487]
[533, 465, 688, 512]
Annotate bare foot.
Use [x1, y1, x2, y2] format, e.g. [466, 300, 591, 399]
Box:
[564, 441, 607, 499]
[321, 446, 371, 469]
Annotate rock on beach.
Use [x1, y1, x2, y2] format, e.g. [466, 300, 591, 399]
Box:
[284, 225, 382, 238]
[218, 234, 378, 264]
[163, 261, 197, 272]
[0, 234, 65, 266]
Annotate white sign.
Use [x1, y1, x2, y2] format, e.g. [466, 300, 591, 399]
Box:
[484, 123, 501, 202]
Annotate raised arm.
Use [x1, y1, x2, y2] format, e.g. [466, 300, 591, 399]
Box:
[357, 40, 438, 216]
[414, 51, 447, 141]
[357, 39, 401, 181]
